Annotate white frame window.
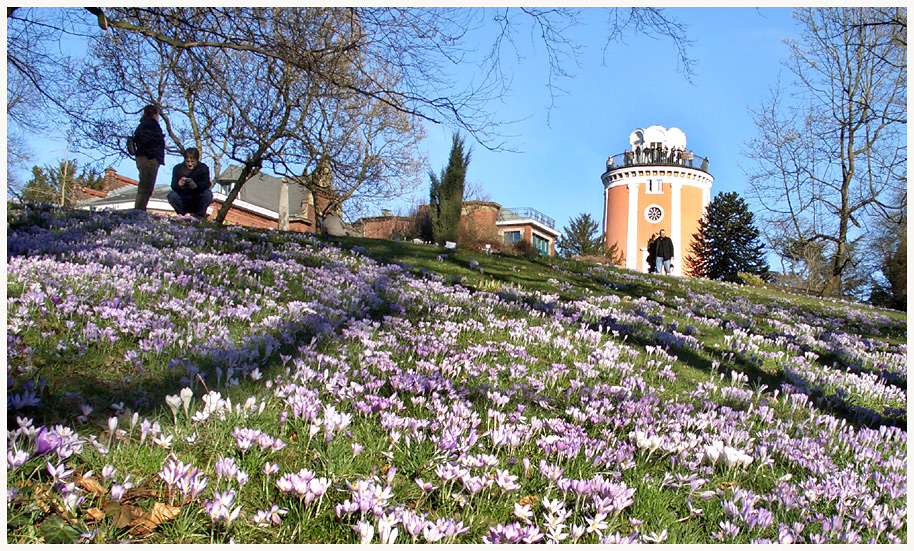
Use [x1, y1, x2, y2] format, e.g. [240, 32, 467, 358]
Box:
[532, 232, 550, 256]
[503, 230, 522, 244]
[644, 204, 665, 224]
[646, 178, 663, 194]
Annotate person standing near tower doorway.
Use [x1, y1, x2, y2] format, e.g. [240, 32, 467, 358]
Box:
[654, 228, 674, 275]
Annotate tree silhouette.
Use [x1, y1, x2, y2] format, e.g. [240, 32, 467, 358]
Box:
[429, 134, 471, 246]
[558, 213, 605, 258]
[688, 192, 769, 282]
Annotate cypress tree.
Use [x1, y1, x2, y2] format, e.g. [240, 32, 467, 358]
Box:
[687, 192, 769, 282]
[429, 134, 470, 246]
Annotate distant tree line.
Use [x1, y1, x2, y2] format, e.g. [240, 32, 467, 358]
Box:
[13, 161, 105, 208]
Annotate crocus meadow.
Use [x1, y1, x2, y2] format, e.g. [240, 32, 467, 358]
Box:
[6, 205, 907, 543]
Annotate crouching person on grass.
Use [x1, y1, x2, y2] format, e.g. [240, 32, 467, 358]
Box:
[168, 148, 212, 219]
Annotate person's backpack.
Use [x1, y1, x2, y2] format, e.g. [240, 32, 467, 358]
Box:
[126, 135, 137, 157]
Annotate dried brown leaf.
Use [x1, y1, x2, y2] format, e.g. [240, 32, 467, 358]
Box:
[129, 502, 180, 537]
[77, 476, 106, 496]
[86, 507, 106, 522]
[105, 501, 137, 529]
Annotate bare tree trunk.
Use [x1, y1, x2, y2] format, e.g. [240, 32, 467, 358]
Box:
[745, 7, 906, 299]
[214, 162, 260, 225]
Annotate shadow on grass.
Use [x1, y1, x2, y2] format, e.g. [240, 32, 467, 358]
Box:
[323, 234, 908, 430]
[7, 209, 905, 433]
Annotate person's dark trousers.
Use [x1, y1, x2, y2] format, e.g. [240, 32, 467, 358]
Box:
[168, 189, 213, 218]
[135, 156, 160, 210]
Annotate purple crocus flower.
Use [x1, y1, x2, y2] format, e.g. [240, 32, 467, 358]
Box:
[33, 427, 60, 457]
[203, 489, 241, 525]
[110, 484, 126, 501]
[7, 449, 29, 470]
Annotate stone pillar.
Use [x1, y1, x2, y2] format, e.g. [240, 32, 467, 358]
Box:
[702, 182, 711, 216]
[278, 178, 289, 231]
[626, 182, 639, 270]
[671, 181, 683, 276]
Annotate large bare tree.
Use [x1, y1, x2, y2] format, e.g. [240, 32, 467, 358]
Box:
[745, 7, 906, 298]
[67, 8, 427, 223]
[8, 7, 694, 220]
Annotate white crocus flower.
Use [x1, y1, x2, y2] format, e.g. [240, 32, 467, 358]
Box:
[180, 387, 194, 416]
[165, 394, 182, 418]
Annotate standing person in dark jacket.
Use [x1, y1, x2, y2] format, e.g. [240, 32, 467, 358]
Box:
[646, 232, 658, 273]
[132, 104, 166, 211]
[654, 228, 675, 275]
[167, 148, 212, 218]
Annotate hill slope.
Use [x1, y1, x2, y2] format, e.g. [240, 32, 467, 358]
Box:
[6, 205, 907, 544]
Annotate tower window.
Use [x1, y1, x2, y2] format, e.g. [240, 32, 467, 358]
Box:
[646, 179, 663, 193]
[645, 205, 665, 223]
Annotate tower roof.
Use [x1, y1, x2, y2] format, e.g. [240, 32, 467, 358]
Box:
[629, 126, 687, 149]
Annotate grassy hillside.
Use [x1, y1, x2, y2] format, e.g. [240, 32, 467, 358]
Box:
[6, 204, 907, 543]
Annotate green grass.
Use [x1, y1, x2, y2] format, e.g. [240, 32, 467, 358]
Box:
[6, 207, 907, 544]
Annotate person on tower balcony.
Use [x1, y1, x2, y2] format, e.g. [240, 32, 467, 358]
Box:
[635, 145, 642, 164]
[700, 157, 709, 172]
[654, 228, 674, 275]
[687, 150, 694, 167]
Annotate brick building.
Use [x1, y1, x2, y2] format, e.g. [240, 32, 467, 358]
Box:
[78, 166, 328, 233]
[353, 200, 560, 256]
[70, 168, 138, 203]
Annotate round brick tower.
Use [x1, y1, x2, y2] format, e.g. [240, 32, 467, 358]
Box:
[601, 125, 713, 275]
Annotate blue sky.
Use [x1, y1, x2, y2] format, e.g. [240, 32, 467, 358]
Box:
[17, 7, 801, 239]
[415, 7, 800, 234]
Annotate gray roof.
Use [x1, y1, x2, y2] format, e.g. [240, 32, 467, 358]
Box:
[79, 182, 171, 208]
[79, 165, 311, 217]
[215, 166, 309, 216]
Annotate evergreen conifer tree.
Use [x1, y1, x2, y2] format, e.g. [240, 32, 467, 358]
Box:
[20, 160, 105, 206]
[688, 192, 769, 282]
[558, 213, 606, 258]
[429, 134, 470, 246]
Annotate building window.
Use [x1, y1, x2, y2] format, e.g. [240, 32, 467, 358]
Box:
[217, 183, 231, 195]
[645, 205, 664, 224]
[504, 231, 522, 244]
[646, 178, 663, 194]
[532, 234, 550, 256]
